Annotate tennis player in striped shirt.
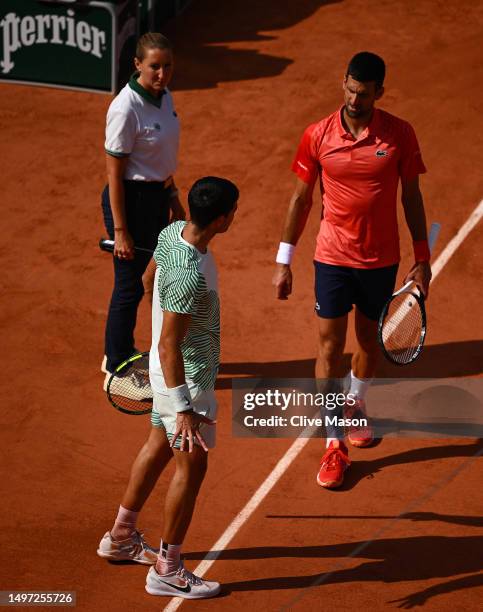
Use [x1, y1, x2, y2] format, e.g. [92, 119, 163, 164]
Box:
[97, 177, 239, 600]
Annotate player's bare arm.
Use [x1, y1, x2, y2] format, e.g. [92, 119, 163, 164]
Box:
[159, 310, 191, 386]
[401, 176, 432, 297]
[273, 177, 315, 300]
[106, 153, 134, 259]
[159, 311, 210, 452]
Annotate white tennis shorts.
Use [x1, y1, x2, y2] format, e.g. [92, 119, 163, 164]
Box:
[151, 381, 218, 450]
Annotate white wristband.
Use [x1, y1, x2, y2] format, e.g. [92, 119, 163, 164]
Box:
[276, 242, 295, 265]
[167, 383, 193, 413]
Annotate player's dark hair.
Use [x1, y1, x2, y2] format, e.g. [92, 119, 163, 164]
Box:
[136, 32, 172, 60]
[188, 177, 239, 229]
[346, 52, 386, 89]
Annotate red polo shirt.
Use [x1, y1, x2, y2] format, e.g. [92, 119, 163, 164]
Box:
[292, 107, 426, 268]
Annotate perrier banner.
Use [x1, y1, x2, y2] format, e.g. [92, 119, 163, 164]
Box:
[0, 1, 138, 93]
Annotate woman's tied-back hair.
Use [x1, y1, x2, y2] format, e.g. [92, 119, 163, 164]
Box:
[136, 32, 172, 60]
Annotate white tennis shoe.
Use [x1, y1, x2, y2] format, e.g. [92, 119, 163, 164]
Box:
[97, 530, 158, 565]
[145, 563, 221, 599]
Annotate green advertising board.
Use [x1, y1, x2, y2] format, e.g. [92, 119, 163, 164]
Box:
[0, 0, 137, 93]
[0, 1, 193, 94]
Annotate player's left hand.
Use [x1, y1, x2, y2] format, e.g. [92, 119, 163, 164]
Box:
[404, 261, 432, 298]
[169, 195, 186, 222]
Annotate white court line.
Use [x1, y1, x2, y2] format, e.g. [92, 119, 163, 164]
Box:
[163, 198, 483, 612]
[431, 199, 483, 281]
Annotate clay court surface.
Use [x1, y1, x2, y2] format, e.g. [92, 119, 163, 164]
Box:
[1, 0, 482, 610]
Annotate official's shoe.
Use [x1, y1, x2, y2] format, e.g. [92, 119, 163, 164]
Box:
[103, 371, 152, 401]
[344, 398, 374, 447]
[146, 563, 221, 599]
[316, 440, 350, 489]
[97, 530, 158, 565]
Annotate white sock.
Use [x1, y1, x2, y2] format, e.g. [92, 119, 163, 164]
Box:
[349, 370, 372, 400]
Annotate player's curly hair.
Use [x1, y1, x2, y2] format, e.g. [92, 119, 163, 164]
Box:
[136, 32, 172, 60]
[188, 177, 239, 229]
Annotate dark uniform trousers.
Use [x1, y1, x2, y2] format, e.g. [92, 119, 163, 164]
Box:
[101, 180, 171, 372]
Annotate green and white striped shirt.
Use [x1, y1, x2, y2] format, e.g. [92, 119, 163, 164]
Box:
[149, 221, 220, 392]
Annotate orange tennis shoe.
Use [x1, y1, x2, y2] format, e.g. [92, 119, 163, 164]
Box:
[316, 440, 350, 489]
[344, 398, 374, 447]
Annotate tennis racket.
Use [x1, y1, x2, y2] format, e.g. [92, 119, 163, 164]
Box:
[99, 238, 154, 254]
[106, 352, 153, 415]
[378, 222, 441, 365]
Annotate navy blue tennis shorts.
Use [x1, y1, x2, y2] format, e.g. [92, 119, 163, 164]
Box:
[314, 261, 399, 321]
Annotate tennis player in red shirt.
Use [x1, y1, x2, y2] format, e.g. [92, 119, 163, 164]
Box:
[273, 52, 432, 488]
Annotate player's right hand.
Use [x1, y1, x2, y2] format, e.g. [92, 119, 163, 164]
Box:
[273, 264, 293, 300]
[114, 229, 135, 260]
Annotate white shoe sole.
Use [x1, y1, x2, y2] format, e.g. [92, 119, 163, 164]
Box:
[145, 583, 221, 599]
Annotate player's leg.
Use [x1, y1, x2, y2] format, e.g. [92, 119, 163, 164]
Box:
[352, 263, 398, 378]
[314, 261, 353, 378]
[314, 262, 353, 488]
[157, 387, 216, 564]
[146, 390, 220, 599]
[346, 264, 399, 447]
[352, 307, 380, 379]
[97, 427, 172, 565]
[316, 314, 349, 379]
[119, 427, 173, 515]
[97, 391, 176, 564]
[146, 444, 220, 599]
[146, 447, 219, 599]
[161, 445, 208, 548]
[343, 308, 379, 447]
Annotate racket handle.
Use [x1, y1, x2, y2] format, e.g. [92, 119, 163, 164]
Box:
[393, 280, 414, 296]
[98, 238, 154, 254]
[99, 238, 115, 252]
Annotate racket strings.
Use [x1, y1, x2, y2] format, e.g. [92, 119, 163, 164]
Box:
[381, 292, 424, 364]
[108, 354, 153, 414]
